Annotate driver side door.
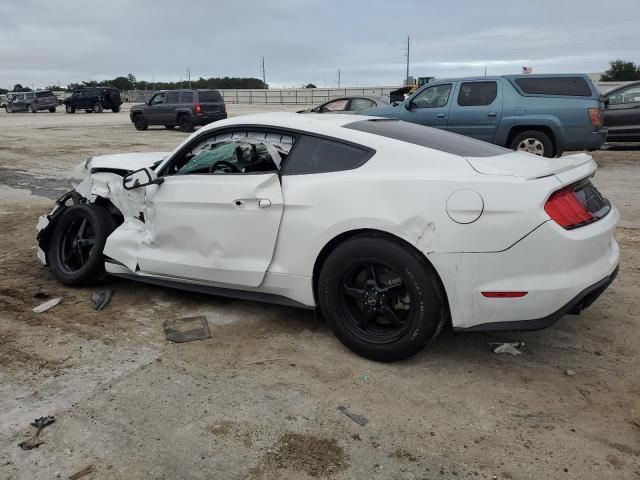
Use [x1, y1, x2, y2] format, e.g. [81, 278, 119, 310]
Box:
[134, 130, 286, 287]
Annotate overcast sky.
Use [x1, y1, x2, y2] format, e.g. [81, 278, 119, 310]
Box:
[1, 0, 639, 89]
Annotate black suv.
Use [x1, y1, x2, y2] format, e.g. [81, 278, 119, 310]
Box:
[64, 86, 122, 113]
[129, 89, 227, 132]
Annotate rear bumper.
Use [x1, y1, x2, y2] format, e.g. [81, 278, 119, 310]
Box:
[429, 206, 620, 330]
[458, 265, 618, 332]
[195, 112, 227, 125]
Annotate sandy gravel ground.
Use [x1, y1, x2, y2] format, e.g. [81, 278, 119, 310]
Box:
[0, 106, 638, 480]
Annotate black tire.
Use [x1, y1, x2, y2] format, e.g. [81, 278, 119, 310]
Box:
[5, 105, 11, 113]
[27, 104, 36, 113]
[112, 105, 121, 113]
[65, 104, 75, 113]
[133, 114, 148, 131]
[178, 114, 194, 132]
[510, 130, 554, 158]
[92, 102, 103, 113]
[164, 125, 176, 130]
[318, 235, 445, 362]
[49, 107, 56, 113]
[47, 205, 117, 286]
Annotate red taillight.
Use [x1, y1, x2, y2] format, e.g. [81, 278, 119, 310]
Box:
[588, 108, 602, 128]
[482, 291, 528, 298]
[545, 186, 593, 228]
[194, 103, 202, 113]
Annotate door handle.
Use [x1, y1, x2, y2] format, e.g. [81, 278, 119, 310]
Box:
[488, 111, 497, 117]
[258, 199, 271, 208]
[437, 113, 445, 118]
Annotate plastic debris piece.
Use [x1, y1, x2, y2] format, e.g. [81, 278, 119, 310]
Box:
[361, 373, 369, 383]
[18, 416, 55, 450]
[33, 298, 62, 313]
[338, 406, 368, 426]
[90, 289, 113, 310]
[492, 341, 524, 356]
[164, 316, 211, 343]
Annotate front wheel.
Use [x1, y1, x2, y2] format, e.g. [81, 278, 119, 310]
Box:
[92, 102, 103, 113]
[65, 104, 75, 113]
[133, 115, 148, 131]
[47, 205, 117, 286]
[318, 235, 446, 362]
[5, 105, 11, 113]
[510, 130, 554, 158]
[112, 105, 121, 113]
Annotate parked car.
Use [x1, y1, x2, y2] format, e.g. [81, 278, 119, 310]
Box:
[63, 86, 122, 113]
[602, 81, 640, 142]
[129, 89, 227, 132]
[35, 113, 618, 362]
[297, 95, 389, 114]
[5, 90, 58, 113]
[362, 74, 607, 157]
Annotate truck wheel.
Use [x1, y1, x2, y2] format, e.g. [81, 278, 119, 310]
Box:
[318, 235, 446, 362]
[92, 102, 103, 113]
[510, 130, 553, 157]
[5, 105, 12, 113]
[47, 204, 117, 286]
[112, 105, 121, 113]
[49, 107, 56, 113]
[65, 104, 75, 113]
[133, 114, 148, 131]
[178, 115, 194, 132]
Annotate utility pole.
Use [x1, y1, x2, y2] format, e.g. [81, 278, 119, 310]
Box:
[405, 35, 410, 86]
[337, 68, 341, 88]
[261, 57, 266, 88]
[186, 67, 191, 88]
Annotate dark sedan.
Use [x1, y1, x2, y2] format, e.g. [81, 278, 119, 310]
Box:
[603, 81, 640, 142]
[298, 95, 389, 114]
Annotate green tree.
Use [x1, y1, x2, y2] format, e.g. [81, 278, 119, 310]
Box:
[304, 83, 317, 88]
[600, 59, 640, 81]
[0, 87, 8, 95]
[12, 83, 32, 92]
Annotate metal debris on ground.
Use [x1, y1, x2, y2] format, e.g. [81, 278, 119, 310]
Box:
[337, 406, 368, 427]
[68, 465, 94, 480]
[164, 316, 211, 343]
[491, 341, 525, 356]
[32, 297, 62, 313]
[34, 288, 49, 299]
[18, 416, 55, 450]
[90, 289, 113, 310]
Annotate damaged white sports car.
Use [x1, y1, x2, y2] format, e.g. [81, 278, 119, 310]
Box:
[36, 113, 619, 361]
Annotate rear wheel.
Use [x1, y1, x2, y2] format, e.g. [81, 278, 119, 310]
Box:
[318, 235, 446, 362]
[112, 105, 121, 113]
[47, 205, 117, 286]
[178, 114, 194, 132]
[133, 114, 148, 131]
[510, 130, 554, 158]
[65, 104, 75, 113]
[92, 102, 103, 113]
[49, 107, 56, 113]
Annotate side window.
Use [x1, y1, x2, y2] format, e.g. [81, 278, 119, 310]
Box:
[349, 98, 376, 111]
[411, 84, 452, 109]
[322, 99, 348, 111]
[166, 92, 180, 103]
[457, 82, 497, 106]
[608, 85, 640, 105]
[283, 135, 373, 175]
[163, 130, 295, 176]
[149, 93, 166, 105]
[181, 91, 194, 103]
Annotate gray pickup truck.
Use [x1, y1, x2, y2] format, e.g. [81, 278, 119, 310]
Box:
[130, 89, 227, 132]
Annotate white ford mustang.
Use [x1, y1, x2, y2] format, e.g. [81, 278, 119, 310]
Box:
[36, 113, 619, 361]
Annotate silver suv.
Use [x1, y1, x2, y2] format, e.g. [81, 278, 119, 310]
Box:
[5, 90, 58, 113]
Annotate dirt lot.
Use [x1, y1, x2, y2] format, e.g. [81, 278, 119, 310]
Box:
[0, 106, 639, 480]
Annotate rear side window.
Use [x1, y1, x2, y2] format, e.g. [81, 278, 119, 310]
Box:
[198, 90, 222, 102]
[283, 135, 374, 175]
[166, 92, 180, 103]
[181, 91, 194, 103]
[514, 77, 592, 96]
[36, 91, 53, 98]
[457, 82, 497, 106]
[344, 119, 510, 157]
